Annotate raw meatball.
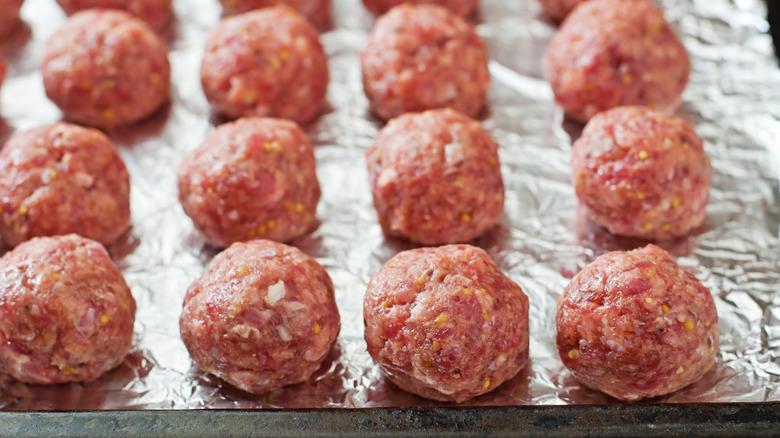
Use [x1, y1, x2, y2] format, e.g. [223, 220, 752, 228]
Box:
[366, 109, 504, 245]
[537, 0, 603, 22]
[55, 0, 174, 33]
[0, 123, 131, 248]
[218, 0, 331, 29]
[361, 0, 479, 18]
[571, 106, 711, 240]
[201, 6, 329, 124]
[364, 244, 530, 402]
[360, 4, 490, 121]
[41, 9, 171, 129]
[542, 0, 690, 123]
[180, 239, 340, 395]
[556, 244, 718, 401]
[177, 117, 320, 248]
[0, 0, 23, 39]
[0, 235, 136, 384]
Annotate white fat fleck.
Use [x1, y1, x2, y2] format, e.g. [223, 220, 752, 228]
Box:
[304, 348, 320, 362]
[281, 301, 306, 312]
[230, 324, 259, 339]
[444, 140, 463, 164]
[276, 325, 292, 342]
[265, 280, 286, 307]
[376, 167, 398, 188]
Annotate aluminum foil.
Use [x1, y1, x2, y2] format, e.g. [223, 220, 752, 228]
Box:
[0, 0, 779, 410]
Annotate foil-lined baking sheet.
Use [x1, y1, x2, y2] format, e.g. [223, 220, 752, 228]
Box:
[0, 0, 778, 409]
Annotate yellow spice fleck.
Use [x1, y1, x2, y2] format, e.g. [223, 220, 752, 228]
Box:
[636, 191, 645, 200]
[643, 223, 653, 230]
[271, 59, 281, 69]
[568, 349, 578, 360]
[482, 312, 490, 321]
[102, 108, 114, 119]
[49, 169, 59, 179]
[236, 265, 249, 275]
[100, 315, 110, 324]
[313, 322, 320, 334]
[460, 213, 472, 223]
[705, 321, 711, 327]
[662, 224, 671, 231]
[265, 141, 282, 151]
[435, 313, 448, 324]
[381, 301, 390, 308]
[684, 320, 695, 331]
[18, 205, 28, 215]
[280, 50, 290, 60]
[638, 150, 649, 160]
[267, 219, 277, 229]
[453, 177, 464, 188]
[709, 345, 715, 354]
[53, 272, 61, 280]
[622, 73, 633, 84]
[662, 304, 670, 314]
[415, 276, 426, 286]
[433, 340, 441, 349]
[671, 197, 681, 208]
[645, 297, 653, 304]
[62, 368, 73, 376]
[476, 288, 486, 295]
[461, 288, 472, 295]
[676, 366, 684, 375]
[295, 203, 304, 213]
[206, 187, 214, 195]
[483, 379, 491, 389]
[150, 73, 160, 84]
[683, 142, 691, 149]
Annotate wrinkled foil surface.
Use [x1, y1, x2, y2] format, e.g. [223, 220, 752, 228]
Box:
[0, 0, 779, 410]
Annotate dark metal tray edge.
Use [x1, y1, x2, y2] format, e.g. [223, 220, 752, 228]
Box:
[1, 402, 778, 437]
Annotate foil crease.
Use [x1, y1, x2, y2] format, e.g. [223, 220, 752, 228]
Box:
[0, 0, 779, 409]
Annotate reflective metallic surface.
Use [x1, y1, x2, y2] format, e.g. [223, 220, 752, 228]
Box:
[0, 0, 778, 409]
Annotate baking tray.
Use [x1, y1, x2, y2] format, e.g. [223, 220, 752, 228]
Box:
[1, 0, 780, 434]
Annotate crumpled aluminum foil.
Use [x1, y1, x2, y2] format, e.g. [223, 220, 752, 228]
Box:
[0, 0, 778, 409]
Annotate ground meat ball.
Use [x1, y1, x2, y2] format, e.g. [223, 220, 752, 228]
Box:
[542, 0, 690, 123]
[41, 9, 170, 129]
[360, 4, 490, 121]
[361, 0, 479, 18]
[366, 109, 504, 245]
[201, 6, 329, 124]
[218, 0, 331, 29]
[556, 244, 718, 401]
[180, 239, 340, 395]
[0, 123, 131, 248]
[0, 0, 23, 39]
[364, 244, 529, 403]
[55, 0, 174, 33]
[0, 235, 136, 384]
[177, 117, 320, 248]
[571, 106, 711, 240]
